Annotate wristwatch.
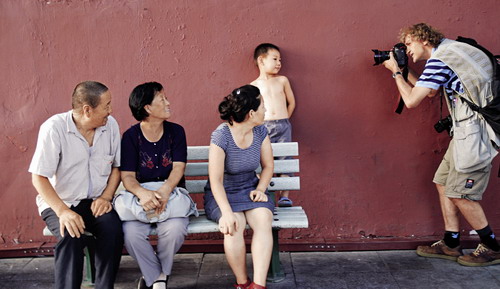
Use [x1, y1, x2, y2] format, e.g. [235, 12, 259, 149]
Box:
[392, 71, 402, 78]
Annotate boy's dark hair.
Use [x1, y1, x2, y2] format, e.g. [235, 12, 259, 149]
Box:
[72, 81, 108, 110]
[219, 85, 261, 125]
[129, 82, 164, 121]
[254, 43, 280, 62]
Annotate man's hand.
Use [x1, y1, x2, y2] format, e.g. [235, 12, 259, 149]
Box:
[59, 209, 85, 238]
[383, 52, 400, 74]
[91, 197, 112, 217]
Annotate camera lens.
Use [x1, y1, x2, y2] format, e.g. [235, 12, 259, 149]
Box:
[372, 50, 391, 66]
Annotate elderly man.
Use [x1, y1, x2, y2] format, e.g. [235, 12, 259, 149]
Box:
[383, 23, 500, 266]
[29, 81, 124, 288]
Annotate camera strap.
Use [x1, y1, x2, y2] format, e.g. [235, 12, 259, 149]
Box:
[395, 66, 409, 114]
[439, 88, 444, 120]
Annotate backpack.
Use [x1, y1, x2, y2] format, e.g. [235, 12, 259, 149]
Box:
[455, 36, 500, 136]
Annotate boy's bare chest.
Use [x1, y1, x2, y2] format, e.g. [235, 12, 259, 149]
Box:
[259, 80, 285, 99]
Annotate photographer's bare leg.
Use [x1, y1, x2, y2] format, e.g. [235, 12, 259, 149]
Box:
[416, 183, 464, 260]
[451, 198, 487, 230]
[434, 183, 500, 266]
[437, 184, 460, 231]
[453, 197, 500, 266]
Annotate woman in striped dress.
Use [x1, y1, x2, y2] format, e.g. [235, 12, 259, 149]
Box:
[204, 85, 274, 289]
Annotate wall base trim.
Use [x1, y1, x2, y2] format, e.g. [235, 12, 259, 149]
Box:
[0, 236, 482, 258]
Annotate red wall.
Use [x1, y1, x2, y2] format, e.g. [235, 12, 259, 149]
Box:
[1, 0, 499, 247]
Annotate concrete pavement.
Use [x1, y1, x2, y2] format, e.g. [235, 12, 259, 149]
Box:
[1, 250, 500, 289]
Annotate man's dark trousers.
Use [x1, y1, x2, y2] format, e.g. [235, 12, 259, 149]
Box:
[42, 199, 124, 289]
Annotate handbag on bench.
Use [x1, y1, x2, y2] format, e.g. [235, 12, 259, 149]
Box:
[113, 181, 199, 223]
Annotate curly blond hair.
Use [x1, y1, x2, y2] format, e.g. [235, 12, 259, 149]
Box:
[399, 23, 444, 47]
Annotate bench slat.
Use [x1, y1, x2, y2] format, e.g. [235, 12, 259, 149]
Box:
[117, 175, 300, 195]
[43, 206, 309, 236]
[186, 142, 298, 160]
[257, 159, 300, 174]
[185, 159, 299, 176]
[269, 142, 299, 157]
[186, 146, 210, 160]
[268, 176, 300, 191]
[271, 207, 309, 229]
[186, 176, 300, 194]
[178, 207, 308, 234]
[184, 162, 208, 176]
[183, 207, 308, 234]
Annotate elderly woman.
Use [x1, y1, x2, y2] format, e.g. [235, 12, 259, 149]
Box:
[204, 85, 274, 289]
[120, 82, 188, 289]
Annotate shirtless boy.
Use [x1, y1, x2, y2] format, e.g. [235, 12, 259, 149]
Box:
[251, 43, 296, 207]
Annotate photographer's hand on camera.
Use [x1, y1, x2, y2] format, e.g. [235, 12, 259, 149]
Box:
[382, 52, 401, 75]
[382, 53, 434, 108]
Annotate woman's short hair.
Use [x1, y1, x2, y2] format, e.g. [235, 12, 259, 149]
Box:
[219, 84, 261, 125]
[129, 82, 163, 121]
[399, 23, 444, 47]
[72, 81, 108, 110]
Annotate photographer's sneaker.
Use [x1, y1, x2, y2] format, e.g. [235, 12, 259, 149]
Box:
[457, 243, 500, 267]
[416, 240, 463, 261]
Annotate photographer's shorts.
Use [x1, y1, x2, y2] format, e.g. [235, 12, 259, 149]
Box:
[433, 140, 492, 201]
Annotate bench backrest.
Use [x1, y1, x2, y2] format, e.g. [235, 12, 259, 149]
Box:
[185, 142, 300, 193]
[116, 142, 300, 194]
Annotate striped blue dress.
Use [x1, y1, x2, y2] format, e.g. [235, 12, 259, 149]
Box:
[203, 123, 274, 222]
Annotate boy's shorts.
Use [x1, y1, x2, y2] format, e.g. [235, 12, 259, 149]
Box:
[264, 118, 292, 144]
[433, 140, 492, 201]
[264, 119, 294, 177]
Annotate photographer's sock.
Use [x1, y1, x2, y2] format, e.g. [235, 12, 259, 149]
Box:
[443, 231, 460, 248]
[476, 225, 500, 251]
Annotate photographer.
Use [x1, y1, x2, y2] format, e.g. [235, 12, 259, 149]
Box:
[382, 23, 500, 266]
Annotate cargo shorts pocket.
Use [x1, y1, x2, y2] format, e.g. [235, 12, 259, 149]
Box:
[452, 121, 490, 173]
[449, 164, 491, 201]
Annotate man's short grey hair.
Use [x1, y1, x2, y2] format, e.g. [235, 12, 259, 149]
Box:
[72, 81, 108, 110]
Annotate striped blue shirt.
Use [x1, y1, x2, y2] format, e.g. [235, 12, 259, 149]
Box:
[416, 57, 463, 95]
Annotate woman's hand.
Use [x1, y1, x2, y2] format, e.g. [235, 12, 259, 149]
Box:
[154, 184, 173, 214]
[249, 189, 268, 202]
[154, 192, 168, 215]
[218, 213, 238, 235]
[137, 189, 160, 211]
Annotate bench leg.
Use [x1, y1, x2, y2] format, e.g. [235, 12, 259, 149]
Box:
[82, 237, 96, 288]
[266, 228, 285, 283]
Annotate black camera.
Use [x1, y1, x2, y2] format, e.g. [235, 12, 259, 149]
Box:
[372, 43, 408, 67]
[434, 115, 452, 133]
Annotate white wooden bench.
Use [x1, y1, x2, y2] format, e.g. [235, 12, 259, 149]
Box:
[44, 142, 308, 284]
